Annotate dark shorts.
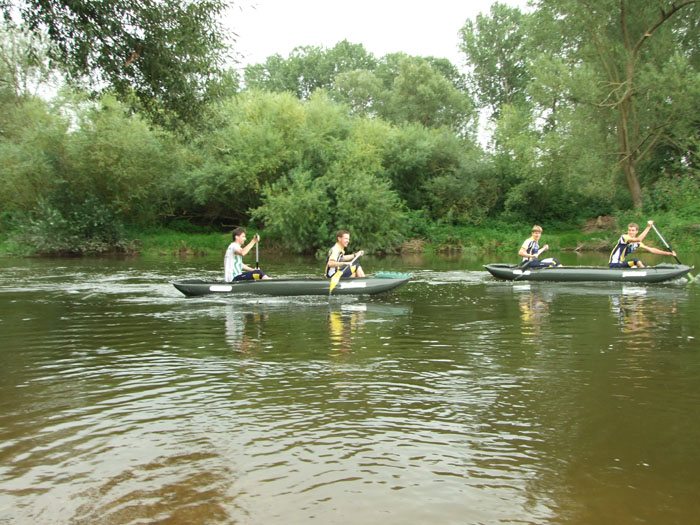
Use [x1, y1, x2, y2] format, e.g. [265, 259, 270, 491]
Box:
[528, 258, 561, 268]
[329, 264, 362, 279]
[232, 270, 267, 281]
[609, 260, 643, 268]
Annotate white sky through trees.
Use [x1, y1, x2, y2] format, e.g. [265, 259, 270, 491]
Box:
[228, 0, 530, 70]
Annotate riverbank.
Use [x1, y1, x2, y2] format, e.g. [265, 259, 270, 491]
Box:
[2, 215, 697, 258]
[132, 216, 699, 258]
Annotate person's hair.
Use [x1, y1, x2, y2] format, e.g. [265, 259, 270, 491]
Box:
[531, 225, 543, 233]
[627, 222, 639, 230]
[232, 227, 246, 240]
[336, 229, 350, 239]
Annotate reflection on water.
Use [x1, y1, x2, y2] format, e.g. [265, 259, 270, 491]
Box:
[225, 304, 268, 353]
[328, 305, 366, 354]
[609, 287, 680, 351]
[0, 257, 699, 524]
[517, 289, 550, 345]
[610, 289, 649, 339]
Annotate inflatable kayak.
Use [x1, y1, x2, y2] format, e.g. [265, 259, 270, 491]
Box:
[484, 263, 692, 283]
[173, 276, 409, 297]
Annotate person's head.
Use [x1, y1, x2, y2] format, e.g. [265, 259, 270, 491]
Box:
[232, 227, 247, 244]
[531, 225, 543, 239]
[627, 223, 639, 235]
[336, 229, 350, 247]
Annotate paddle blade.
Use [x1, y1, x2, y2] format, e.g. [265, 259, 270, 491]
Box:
[329, 269, 343, 293]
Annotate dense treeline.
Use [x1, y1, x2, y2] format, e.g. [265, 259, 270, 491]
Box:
[1, 0, 699, 255]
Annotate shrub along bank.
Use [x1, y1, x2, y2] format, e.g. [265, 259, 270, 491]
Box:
[4, 214, 696, 259]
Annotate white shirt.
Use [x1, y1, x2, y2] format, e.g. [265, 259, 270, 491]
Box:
[224, 242, 243, 282]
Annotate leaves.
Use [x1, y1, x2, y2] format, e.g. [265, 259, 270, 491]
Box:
[5, 0, 231, 126]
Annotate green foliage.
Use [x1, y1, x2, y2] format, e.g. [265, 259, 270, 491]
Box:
[131, 227, 228, 256]
[0, 25, 59, 100]
[423, 163, 501, 225]
[10, 196, 130, 255]
[0, 97, 68, 215]
[644, 175, 700, 219]
[244, 40, 378, 99]
[528, 0, 700, 208]
[459, 3, 531, 117]
[63, 95, 181, 224]
[252, 169, 333, 254]
[178, 90, 309, 223]
[377, 55, 475, 133]
[1, 87, 183, 253]
[4, 0, 231, 127]
[382, 124, 482, 210]
[3, 6, 700, 257]
[246, 45, 476, 133]
[253, 149, 405, 255]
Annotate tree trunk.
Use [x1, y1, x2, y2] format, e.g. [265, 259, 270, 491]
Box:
[617, 60, 643, 209]
[621, 153, 643, 209]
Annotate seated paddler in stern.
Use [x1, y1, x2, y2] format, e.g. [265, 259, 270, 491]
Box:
[325, 229, 365, 279]
[608, 220, 676, 268]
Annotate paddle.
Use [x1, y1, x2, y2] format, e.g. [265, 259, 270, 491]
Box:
[254, 234, 260, 269]
[513, 258, 535, 281]
[329, 252, 362, 293]
[651, 224, 695, 282]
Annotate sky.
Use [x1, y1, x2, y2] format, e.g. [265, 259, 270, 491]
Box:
[226, 0, 530, 71]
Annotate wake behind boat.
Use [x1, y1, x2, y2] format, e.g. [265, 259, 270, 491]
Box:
[484, 263, 692, 283]
[173, 275, 409, 297]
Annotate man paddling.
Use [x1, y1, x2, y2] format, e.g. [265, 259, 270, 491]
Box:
[609, 221, 676, 268]
[325, 230, 365, 279]
[224, 227, 270, 282]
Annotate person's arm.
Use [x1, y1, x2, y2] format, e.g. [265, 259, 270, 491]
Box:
[342, 250, 363, 262]
[234, 234, 260, 257]
[242, 263, 255, 271]
[518, 246, 532, 259]
[328, 250, 364, 267]
[536, 244, 549, 257]
[630, 221, 653, 243]
[642, 245, 676, 257]
[518, 239, 534, 259]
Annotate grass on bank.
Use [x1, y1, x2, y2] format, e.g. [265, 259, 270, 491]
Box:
[418, 214, 699, 255]
[1, 214, 697, 257]
[132, 227, 231, 257]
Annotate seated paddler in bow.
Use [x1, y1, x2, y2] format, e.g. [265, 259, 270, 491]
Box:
[518, 225, 561, 268]
[224, 227, 271, 282]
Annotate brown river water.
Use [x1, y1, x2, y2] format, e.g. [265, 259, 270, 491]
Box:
[1, 252, 699, 524]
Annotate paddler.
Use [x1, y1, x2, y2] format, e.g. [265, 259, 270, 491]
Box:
[325, 230, 365, 279]
[608, 220, 676, 268]
[518, 225, 561, 267]
[224, 227, 271, 282]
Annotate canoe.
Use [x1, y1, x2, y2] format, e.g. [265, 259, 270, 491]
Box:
[173, 276, 409, 297]
[483, 263, 692, 283]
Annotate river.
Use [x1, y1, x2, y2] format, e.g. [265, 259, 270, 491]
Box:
[1, 252, 699, 524]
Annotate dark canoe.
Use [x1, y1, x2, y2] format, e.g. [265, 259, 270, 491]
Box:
[483, 263, 692, 283]
[173, 277, 409, 297]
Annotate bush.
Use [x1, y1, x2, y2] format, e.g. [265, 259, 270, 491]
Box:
[253, 166, 405, 254]
[644, 174, 700, 218]
[11, 196, 131, 254]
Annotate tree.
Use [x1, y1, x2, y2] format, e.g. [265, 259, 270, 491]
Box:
[0, 25, 58, 100]
[459, 2, 531, 119]
[180, 90, 307, 224]
[379, 55, 475, 133]
[3, 0, 232, 126]
[534, 0, 700, 208]
[244, 40, 377, 98]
